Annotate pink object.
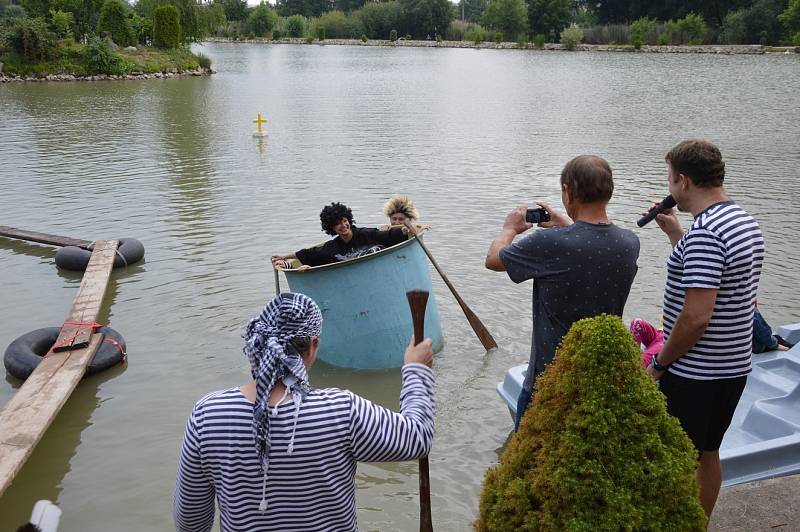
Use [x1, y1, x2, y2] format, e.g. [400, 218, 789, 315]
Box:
[630, 318, 665, 368]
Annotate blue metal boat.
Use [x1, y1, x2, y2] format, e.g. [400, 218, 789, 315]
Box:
[496, 323, 800, 487]
[278, 236, 444, 369]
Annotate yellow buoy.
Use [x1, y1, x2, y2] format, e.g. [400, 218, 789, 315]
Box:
[252, 113, 268, 138]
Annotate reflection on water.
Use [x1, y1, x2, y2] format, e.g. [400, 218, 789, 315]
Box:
[1, 44, 799, 530]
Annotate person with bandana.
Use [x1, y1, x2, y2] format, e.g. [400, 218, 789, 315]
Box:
[173, 293, 435, 532]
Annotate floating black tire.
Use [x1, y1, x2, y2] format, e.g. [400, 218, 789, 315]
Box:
[3, 326, 126, 381]
[54, 238, 145, 271]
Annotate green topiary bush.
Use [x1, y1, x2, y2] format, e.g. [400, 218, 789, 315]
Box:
[97, 0, 135, 46]
[476, 315, 706, 532]
[389, 28, 397, 41]
[153, 4, 181, 49]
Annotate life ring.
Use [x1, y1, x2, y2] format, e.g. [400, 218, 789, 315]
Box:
[54, 238, 145, 271]
[3, 326, 127, 381]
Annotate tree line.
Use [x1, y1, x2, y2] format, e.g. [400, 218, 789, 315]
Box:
[209, 0, 798, 46]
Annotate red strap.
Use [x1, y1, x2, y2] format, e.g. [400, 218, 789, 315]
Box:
[103, 337, 127, 363]
[45, 321, 104, 357]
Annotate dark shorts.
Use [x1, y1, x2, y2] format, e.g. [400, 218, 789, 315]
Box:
[659, 371, 747, 454]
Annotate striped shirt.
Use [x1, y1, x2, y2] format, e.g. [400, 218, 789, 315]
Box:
[663, 201, 764, 380]
[173, 364, 434, 532]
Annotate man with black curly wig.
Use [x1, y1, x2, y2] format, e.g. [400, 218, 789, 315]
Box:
[272, 202, 408, 268]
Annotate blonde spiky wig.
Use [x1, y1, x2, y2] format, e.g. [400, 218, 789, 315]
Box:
[383, 196, 419, 221]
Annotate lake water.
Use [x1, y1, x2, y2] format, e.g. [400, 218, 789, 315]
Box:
[1, 43, 799, 530]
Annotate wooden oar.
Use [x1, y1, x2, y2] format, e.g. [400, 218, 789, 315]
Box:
[273, 264, 281, 297]
[407, 290, 434, 532]
[404, 221, 498, 351]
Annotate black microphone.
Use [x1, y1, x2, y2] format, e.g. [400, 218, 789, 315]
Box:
[637, 195, 677, 227]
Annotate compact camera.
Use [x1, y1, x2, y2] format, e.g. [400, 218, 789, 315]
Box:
[525, 208, 551, 224]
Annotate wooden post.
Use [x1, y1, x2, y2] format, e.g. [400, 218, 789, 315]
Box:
[0, 240, 118, 497]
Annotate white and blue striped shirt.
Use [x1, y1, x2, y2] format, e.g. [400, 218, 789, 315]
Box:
[663, 201, 764, 380]
[174, 364, 434, 532]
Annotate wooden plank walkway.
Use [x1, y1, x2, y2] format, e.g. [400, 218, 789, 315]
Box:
[0, 226, 92, 248]
[0, 240, 118, 497]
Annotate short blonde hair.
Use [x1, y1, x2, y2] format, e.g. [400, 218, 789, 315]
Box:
[383, 195, 419, 221]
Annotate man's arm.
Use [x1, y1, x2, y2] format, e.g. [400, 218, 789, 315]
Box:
[647, 287, 717, 378]
[485, 206, 531, 271]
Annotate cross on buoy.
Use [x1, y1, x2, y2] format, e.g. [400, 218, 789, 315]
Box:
[252, 113, 268, 138]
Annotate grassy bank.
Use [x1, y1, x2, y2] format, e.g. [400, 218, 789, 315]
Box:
[0, 39, 211, 77]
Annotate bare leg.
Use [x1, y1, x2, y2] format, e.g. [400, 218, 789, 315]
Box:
[697, 450, 722, 521]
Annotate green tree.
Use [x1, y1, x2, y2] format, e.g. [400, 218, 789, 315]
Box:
[399, 0, 452, 39]
[153, 3, 180, 47]
[481, 0, 527, 40]
[196, 2, 226, 38]
[129, 10, 152, 43]
[49, 8, 75, 37]
[219, 0, 247, 21]
[49, 0, 102, 39]
[779, 0, 800, 43]
[527, 0, 570, 41]
[677, 11, 707, 44]
[21, 0, 50, 18]
[456, 0, 487, 23]
[629, 16, 656, 45]
[247, 2, 277, 36]
[172, 0, 198, 41]
[97, 0, 135, 45]
[333, 0, 364, 13]
[476, 315, 707, 532]
[720, 8, 748, 43]
[357, 0, 402, 38]
[285, 13, 305, 36]
[5, 16, 56, 60]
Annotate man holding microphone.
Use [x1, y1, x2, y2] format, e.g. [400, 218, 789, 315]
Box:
[646, 140, 764, 521]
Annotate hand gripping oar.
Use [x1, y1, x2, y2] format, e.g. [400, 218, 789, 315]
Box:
[404, 221, 497, 351]
[407, 290, 434, 532]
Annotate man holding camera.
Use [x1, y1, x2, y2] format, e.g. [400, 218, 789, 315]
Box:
[485, 155, 640, 430]
[645, 140, 764, 520]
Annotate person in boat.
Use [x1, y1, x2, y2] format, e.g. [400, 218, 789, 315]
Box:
[380, 195, 431, 231]
[753, 307, 794, 353]
[271, 202, 409, 269]
[484, 155, 640, 431]
[632, 308, 793, 365]
[174, 292, 434, 532]
[644, 139, 764, 520]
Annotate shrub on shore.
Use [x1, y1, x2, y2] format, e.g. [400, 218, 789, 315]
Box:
[559, 22, 582, 49]
[629, 16, 657, 46]
[475, 315, 707, 532]
[84, 35, 128, 74]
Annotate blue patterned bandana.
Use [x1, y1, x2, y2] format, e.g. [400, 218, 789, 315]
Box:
[243, 292, 323, 512]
